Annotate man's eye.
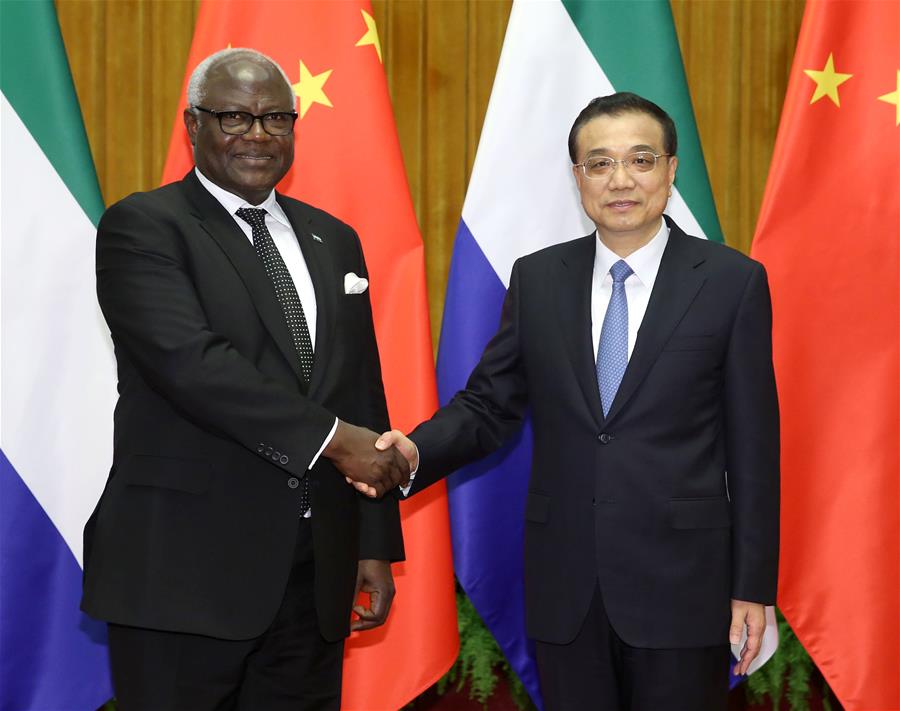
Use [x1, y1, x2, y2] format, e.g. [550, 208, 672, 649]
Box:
[588, 158, 613, 170]
[221, 112, 246, 122]
[631, 154, 653, 165]
[264, 113, 292, 127]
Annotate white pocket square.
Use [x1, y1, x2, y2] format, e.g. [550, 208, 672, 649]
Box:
[344, 272, 369, 295]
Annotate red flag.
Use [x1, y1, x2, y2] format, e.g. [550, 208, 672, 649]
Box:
[160, 2, 458, 707]
[752, 1, 900, 708]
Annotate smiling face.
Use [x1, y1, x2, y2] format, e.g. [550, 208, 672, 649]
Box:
[572, 111, 677, 255]
[184, 57, 295, 205]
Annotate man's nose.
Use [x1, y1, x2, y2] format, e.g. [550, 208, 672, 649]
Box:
[243, 118, 271, 140]
[607, 161, 634, 188]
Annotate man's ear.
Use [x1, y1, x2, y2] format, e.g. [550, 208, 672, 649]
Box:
[572, 164, 583, 189]
[183, 108, 198, 146]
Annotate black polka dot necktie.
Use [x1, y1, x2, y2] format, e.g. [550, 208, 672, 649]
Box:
[236, 207, 313, 515]
[236, 208, 314, 382]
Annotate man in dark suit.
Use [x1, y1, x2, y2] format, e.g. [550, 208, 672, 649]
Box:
[374, 93, 779, 710]
[81, 48, 409, 710]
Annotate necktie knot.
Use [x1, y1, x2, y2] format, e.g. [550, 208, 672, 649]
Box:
[610, 260, 633, 283]
[235, 207, 267, 229]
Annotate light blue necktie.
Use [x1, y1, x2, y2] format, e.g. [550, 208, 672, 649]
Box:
[597, 259, 633, 417]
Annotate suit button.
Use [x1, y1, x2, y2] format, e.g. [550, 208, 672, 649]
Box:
[280, 455, 289, 465]
[287, 477, 300, 489]
[257, 443, 265, 453]
[265, 446, 273, 456]
[272, 450, 281, 461]
[598, 433, 612, 444]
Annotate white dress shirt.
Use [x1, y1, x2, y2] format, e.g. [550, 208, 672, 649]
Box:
[194, 168, 337, 485]
[591, 219, 669, 362]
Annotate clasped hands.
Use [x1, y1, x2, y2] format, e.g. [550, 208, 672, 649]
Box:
[324, 422, 416, 498]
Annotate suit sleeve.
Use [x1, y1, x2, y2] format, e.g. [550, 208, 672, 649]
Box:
[408, 259, 530, 493]
[347, 230, 404, 562]
[96, 198, 335, 477]
[723, 261, 780, 603]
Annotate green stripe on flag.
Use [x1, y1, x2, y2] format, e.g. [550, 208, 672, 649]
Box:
[562, 0, 723, 243]
[1, 0, 104, 225]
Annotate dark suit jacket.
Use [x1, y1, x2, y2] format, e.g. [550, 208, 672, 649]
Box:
[81, 170, 403, 642]
[409, 216, 779, 648]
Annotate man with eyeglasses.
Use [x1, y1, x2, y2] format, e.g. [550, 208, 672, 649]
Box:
[374, 93, 779, 710]
[81, 48, 409, 710]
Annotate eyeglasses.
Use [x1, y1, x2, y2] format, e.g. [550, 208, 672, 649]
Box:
[192, 106, 298, 136]
[575, 151, 671, 180]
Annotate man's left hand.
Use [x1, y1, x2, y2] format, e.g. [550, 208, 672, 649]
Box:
[729, 599, 766, 675]
[351, 559, 395, 632]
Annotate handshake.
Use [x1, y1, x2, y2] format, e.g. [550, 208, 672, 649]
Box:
[323, 421, 418, 498]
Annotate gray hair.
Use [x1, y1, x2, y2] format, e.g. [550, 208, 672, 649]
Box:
[187, 48, 295, 110]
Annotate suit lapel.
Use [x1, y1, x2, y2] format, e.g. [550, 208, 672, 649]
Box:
[604, 219, 707, 423]
[555, 235, 605, 428]
[278, 196, 337, 398]
[181, 173, 307, 387]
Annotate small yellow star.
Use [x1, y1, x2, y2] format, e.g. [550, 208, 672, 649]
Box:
[292, 60, 333, 119]
[804, 53, 853, 107]
[355, 9, 382, 63]
[876, 70, 900, 126]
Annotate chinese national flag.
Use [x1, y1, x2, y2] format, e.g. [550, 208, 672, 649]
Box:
[751, 1, 900, 709]
[160, 2, 458, 708]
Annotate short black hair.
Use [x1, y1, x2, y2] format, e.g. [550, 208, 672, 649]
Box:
[567, 92, 677, 163]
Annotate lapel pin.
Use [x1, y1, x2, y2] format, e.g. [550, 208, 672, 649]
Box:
[311, 233, 323, 243]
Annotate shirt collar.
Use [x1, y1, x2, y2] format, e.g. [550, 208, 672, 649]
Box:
[194, 167, 291, 229]
[594, 218, 669, 286]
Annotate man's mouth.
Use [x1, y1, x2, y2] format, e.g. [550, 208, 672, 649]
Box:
[234, 154, 272, 161]
[607, 200, 638, 209]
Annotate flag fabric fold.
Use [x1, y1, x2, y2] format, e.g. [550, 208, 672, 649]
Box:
[752, 1, 900, 708]
[1, 1, 115, 709]
[160, 2, 457, 708]
[438, 1, 775, 707]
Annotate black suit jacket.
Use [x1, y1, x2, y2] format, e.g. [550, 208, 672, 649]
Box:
[82, 171, 403, 642]
[409, 217, 779, 648]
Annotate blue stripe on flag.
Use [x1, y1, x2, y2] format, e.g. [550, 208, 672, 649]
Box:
[1, 450, 111, 711]
[437, 219, 543, 709]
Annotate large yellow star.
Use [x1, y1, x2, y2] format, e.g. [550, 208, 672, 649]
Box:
[292, 60, 333, 119]
[804, 53, 853, 107]
[355, 9, 382, 63]
[876, 70, 900, 126]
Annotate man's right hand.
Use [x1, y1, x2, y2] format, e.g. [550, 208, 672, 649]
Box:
[345, 430, 419, 498]
[323, 421, 410, 498]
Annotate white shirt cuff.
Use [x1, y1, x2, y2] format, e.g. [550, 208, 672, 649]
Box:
[308, 417, 339, 470]
[399, 443, 419, 497]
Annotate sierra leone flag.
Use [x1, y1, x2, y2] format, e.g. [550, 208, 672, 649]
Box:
[1, 1, 115, 708]
[438, 1, 775, 706]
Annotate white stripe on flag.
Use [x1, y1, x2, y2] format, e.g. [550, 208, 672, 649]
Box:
[463, 0, 600, 287]
[1, 93, 116, 565]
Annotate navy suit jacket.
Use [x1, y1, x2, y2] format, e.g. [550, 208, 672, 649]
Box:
[409, 216, 779, 647]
